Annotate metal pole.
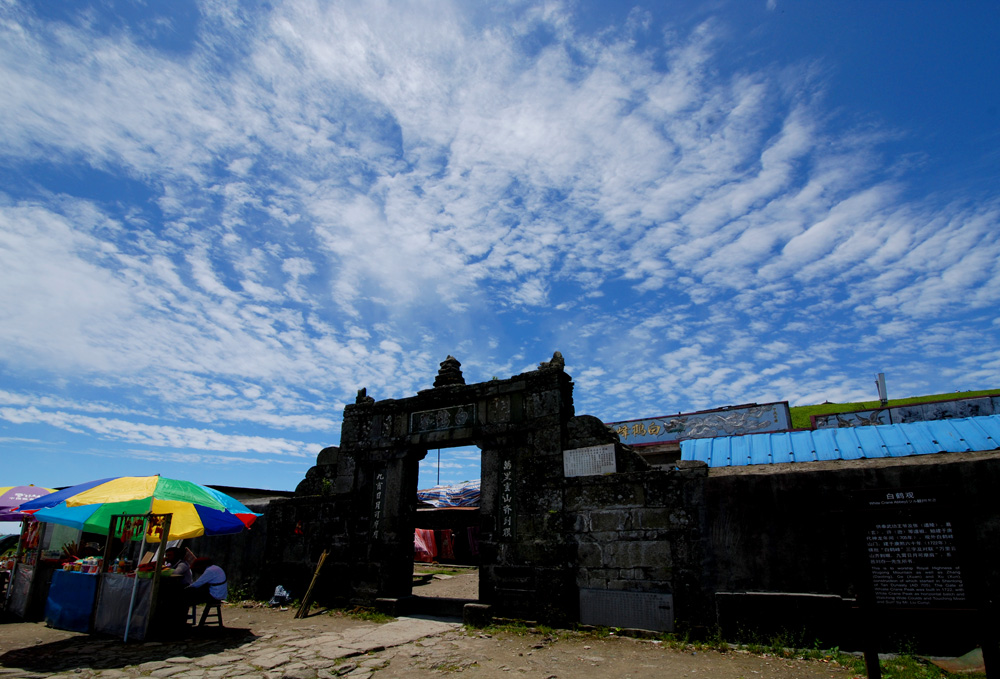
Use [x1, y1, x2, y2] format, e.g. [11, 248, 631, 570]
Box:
[123, 516, 147, 643]
[2, 517, 27, 610]
[437, 449, 440, 485]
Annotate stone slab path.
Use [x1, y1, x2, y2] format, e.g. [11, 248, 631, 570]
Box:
[0, 616, 458, 679]
[0, 607, 860, 679]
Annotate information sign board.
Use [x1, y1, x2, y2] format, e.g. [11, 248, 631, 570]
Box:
[563, 444, 616, 477]
[855, 487, 971, 610]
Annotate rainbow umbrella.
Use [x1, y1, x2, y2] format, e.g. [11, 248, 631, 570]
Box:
[14, 476, 260, 541]
[0, 485, 56, 521]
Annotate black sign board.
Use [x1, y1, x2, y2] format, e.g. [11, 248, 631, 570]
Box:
[852, 486, 997, 679]
[854, 486, 971, 610]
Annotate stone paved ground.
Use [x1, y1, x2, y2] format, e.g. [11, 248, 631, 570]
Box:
[0, 606, 859, 679]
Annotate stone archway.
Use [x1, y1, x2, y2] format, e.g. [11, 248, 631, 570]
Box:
[267, 352, 704, 629]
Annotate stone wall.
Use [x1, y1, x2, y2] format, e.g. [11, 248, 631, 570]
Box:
[705, 450, 1000, 652]
[262, 354, 712, 629]
[263, 354, 1000, 648]
[567, 462, 711, 629]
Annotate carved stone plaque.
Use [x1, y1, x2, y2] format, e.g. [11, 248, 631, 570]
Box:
[410, 404, 476, 433]
[563, 444, 616, 477]
[579, 589, 674, 632]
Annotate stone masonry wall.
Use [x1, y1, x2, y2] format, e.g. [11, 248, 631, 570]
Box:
[568, 461, 711, 628]
[264, 355, 713, 630]
[705, 450, 1000, 652]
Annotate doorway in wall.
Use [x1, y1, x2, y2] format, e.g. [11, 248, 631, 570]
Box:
[412, 444, 482, 606]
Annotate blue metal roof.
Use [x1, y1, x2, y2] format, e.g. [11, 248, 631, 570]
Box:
[680, 414, 1000, 468]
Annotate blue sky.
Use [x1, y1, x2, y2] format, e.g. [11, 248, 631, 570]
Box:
[1, 0, 998, 522]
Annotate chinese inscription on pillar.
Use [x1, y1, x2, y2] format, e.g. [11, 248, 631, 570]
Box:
[371, 468, 387, 540]
[500, 459, 516, 540]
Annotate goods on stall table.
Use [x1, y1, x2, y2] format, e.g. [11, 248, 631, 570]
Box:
[61, 556, 102, 574]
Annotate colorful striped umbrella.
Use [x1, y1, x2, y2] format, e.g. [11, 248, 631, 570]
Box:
[14, 476, 260, 541]
[0, 485, 56, 521]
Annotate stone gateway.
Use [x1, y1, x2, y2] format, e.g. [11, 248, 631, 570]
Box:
[265, 353, 709, 630]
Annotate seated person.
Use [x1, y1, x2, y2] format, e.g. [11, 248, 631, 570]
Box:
[164, 547, 192, 585]
[186, 557, 227, 604]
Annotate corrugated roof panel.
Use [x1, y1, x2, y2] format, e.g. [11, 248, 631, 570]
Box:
[694, 438, 716, 466]
[749, 434, 773, 465]
[979, 416, 1000, 444]
[792, 430, 820, 463]
[853, 426, 889, 459]
[877, 425, 917, 457]
[710, 437, 733, 468]
[723, 437, 741, 466]
[813, 430, 841, 461]
[772, 432, 791, 463]
[831, 427, 865, 461]
[930, 420, 971, 451]
[678, 414, 1000, 468]
[901, 421, 944, 455]
[944, 419, 992, 451]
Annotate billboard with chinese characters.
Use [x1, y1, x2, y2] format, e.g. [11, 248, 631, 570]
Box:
[607, 402, 792, 446]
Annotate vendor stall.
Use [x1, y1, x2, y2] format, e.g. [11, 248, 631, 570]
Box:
[36, 514, 185, 641]
[5, 519, 81, 621]
[92, 513, 175, 641]
[15, 475, 260, 641]
[44, 568, 98, 632]
[41, 513, 176, 639]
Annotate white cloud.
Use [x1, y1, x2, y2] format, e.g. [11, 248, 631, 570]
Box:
[0, 0, 996, 489]
[0, 405, 313, 457]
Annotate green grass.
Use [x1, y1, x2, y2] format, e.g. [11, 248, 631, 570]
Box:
[837, 652, 985, 679]
[327, 605, 396, 623]
[412, 565, 472, 576]
[789, 389, 1000, 430]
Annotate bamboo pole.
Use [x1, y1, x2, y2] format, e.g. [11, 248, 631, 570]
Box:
[295, 550, 329, 619]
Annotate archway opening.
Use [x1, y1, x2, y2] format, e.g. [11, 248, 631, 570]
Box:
[412, 444, 481, 603]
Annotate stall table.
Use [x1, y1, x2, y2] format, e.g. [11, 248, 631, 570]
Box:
[44, 570, 99, 633]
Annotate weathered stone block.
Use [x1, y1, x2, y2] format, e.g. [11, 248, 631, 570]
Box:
[317, 446, 340, 466]
[590, 510, 631, 532]
[605, 540, 671, 568]
[586, 531, 621, 546]
[529, 389, 562, 418]
[641, 565, 674, 581]
[632, 507, 674, 529]
[566, 479, 645, 510]
[578, 543, 603, 568]
[463, 603, 493, 627]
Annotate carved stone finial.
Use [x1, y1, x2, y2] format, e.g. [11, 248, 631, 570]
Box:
[356, 387, 374, 404]
[433, 355, 466, 387]
[538, 351, 565, 371]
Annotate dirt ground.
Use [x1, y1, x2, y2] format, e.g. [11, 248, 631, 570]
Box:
[0, 565, 867, 678]
[412, 563, 480, 599]
[377, 628, 862, 679]
[0, 605, 864, 679]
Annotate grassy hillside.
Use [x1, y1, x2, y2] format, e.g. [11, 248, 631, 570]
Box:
[788, 389, 1000, 430]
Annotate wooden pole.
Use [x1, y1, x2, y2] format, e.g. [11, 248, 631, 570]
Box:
[295, 550, 329, 619]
